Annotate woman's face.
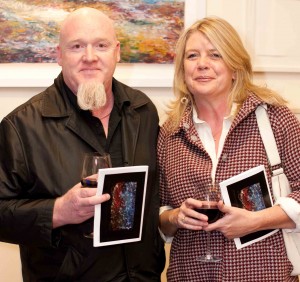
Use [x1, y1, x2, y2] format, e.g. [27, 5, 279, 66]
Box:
[183, 31, 235, 102]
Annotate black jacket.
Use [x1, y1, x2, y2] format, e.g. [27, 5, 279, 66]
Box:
[0, 73, 165, 281]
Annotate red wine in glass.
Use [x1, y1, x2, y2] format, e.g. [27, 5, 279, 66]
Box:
[80, 152, 112, 238]
[195, 184, 222, 263]
[195, 204, 221, 224]
[81, 178, 98, 188]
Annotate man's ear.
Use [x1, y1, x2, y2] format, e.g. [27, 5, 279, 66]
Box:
[57, 45, 62, 66]
[116, 41, 121, 63]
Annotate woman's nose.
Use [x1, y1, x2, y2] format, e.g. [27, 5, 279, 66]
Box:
[197, 56, 209, 69]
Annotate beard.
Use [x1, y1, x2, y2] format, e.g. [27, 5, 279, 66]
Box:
[77, 81, 107, 111]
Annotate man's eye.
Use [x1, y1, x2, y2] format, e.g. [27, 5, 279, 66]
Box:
[95, 43, 109, 50]
[70, 44, 84, 50]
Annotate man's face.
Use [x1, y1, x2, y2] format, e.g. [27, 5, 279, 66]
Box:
[57, 11, 120, 94]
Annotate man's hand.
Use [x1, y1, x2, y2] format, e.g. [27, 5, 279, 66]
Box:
[52, 182, 110, 228]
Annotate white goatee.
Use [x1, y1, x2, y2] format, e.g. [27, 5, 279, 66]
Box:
[77, 81, 107, 110]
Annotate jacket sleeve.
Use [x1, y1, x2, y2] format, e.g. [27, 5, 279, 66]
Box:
[271, 106, 300, 231]
[0, 117, 55, 246]
[271, 107, 300, 200]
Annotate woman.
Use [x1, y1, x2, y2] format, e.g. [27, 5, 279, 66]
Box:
[158, 17, 300, 281]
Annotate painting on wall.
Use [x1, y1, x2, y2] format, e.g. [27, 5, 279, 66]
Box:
[0, 0, 205, 87]
[0, 0, 184, 64]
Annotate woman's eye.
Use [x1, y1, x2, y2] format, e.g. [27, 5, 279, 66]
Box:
[210, 52, 222, 59]
[186, 53, 198, 59]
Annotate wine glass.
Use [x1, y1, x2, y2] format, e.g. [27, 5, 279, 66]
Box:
[81, 152, 112, 187]
[195, 183, 222, 262]
[80, 152, 112, 238]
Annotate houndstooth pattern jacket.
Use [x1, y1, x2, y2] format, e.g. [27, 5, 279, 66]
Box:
[158, 93, 300, 282]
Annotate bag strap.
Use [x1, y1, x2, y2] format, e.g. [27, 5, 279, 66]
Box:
[255, 105, 281, 167]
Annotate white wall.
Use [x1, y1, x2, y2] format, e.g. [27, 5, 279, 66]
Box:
[1, 1, 300, 281]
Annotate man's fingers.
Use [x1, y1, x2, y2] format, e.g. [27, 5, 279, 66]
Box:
[81, 192, 111, 206]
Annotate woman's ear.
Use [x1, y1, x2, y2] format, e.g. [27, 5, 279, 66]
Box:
[232, 70, 237, 80]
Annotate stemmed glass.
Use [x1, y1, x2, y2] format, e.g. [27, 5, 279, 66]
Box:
[195, 183, 222, 262]
[81, 152, 112, 238]
[81, 152, 112, 187]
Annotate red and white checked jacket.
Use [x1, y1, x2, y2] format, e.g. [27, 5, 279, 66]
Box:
[158, 93, 300, 282]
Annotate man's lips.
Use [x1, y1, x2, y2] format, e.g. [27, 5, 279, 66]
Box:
[80, 68, 100, 74]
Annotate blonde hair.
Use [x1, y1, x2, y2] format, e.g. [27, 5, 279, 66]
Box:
[167, 16, 286, 131]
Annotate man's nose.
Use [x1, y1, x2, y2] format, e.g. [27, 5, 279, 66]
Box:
[83, 45, 98, 62]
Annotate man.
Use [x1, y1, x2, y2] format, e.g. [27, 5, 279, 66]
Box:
[0, 7, 165, 281]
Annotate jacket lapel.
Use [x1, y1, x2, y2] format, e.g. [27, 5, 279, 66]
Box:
[66, 112, 105, 153]
[41, 73, 105, 153]
[121, 106, 140, 166]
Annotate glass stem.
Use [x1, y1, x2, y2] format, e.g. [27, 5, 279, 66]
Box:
[206, 231, 212, 258]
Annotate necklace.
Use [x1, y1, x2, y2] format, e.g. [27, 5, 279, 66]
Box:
[92, 95, 114, 120]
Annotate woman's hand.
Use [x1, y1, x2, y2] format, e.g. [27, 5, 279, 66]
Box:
[159, 198, 210, 237]
[203, 202, 257, 239]
[175, 198, 211, 229]
[205, 201, 296, 239]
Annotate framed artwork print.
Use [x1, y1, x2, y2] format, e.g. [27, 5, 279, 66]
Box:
[93, 166, 148, 247]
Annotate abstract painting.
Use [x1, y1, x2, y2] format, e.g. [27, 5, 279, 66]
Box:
[110, 181, 137, 231]
[0, 0, 184, 63]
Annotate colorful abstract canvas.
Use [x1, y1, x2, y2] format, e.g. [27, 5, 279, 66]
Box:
[110, 181, 137, 231]
[0, 0, 184, 63]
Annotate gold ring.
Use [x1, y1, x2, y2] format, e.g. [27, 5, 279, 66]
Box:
[182, 216, 186, 223]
